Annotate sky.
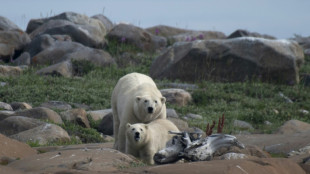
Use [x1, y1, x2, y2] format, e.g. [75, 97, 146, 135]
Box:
[0, 0, 309, 39]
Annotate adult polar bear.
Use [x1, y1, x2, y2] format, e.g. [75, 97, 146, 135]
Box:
[112, 72, 167, 152]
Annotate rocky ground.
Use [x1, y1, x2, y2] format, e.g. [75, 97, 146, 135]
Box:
[1, 11, 310, 174]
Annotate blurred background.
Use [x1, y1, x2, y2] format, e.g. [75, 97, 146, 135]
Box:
[0, 0, 309, 39]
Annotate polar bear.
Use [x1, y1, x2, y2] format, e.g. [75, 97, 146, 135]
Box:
[111, 72, 167, 152]
[126, 119, 179, 164]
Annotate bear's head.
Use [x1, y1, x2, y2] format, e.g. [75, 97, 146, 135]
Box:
[135, 95, 166, 122]
[126, 123, 148, 145]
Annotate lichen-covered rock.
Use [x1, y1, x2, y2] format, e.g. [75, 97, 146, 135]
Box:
[27, 12, 107, 48]
[107, 23, 167, 52]
[150, 37, 304, 85]
[10, 124, 70, 145]
[60, 108, 90, 128]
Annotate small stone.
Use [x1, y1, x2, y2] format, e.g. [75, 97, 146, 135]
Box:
[299, 109, 309, 115]
[233, 120, 254, 130]
[264, 121, 272, 126]
[273, 109, 279, 114]
[184, 113, 203, 120]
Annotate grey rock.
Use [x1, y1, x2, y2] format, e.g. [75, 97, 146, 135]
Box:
[146, 25, 191, 37]
[233, 120, 254, 130]
[0, 110, 15, 121]
[0, 116, 45, 136]
[10, 102, 32, 111]
[91, 14, 114, 32]
[160, 88, 192, 106]
[0, 101, 13, 111]
[36, 60, 73, 77]
[87, 109, 112, 121]
[40, 100, 72, 111]
[184, 113, 203, 120]
[276, 119, 310, 134]
[166, 108, 179, 118]
[60, 108, 90, 128]
[10, 123, 70, 145]
[0, 65, 23, 76]
[150, 37, 304, 85]
[168, 30, 226, 43]
[0, 30, 31, 61]
[97, 112, 113, 135]
[25, 34, 55, 57]
[0, 16, 20, 31]
[12, 52, 31, 66]
[167, 117, 189, 131]
[15, 107, 63, 124]
[106, 23, 167, 52]
[28, 12, 107, 48]
[227, 29, 276, 39]
[31, 40, 115, 67]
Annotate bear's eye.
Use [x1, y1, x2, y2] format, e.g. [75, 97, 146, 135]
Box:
[155, 100, 157, 104]
[140, 128, 143, 131]
[132, 128, 135, 131]
[144, 100, 148, 103]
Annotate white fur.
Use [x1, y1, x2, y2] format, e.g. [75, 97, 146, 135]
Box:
[126, 119, 179, 164]
[111, 72, 166, 152]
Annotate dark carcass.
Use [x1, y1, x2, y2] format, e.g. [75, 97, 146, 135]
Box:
[154, 115, 245, 164]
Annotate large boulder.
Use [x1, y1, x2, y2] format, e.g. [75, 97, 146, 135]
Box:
[91, 14, 114, 32]
[106, 23, 167, 52]
[60, 108, 90, 128]
[0, 134, 37, 160]
[14, 107, 63, 124]
[150, 37, 304, 84]
[146, 25, 191, 37]
[0, 16, 31, 61]
[36, 60, 73, 77]
[10, 124, 70, 145]
[87, 109, 112, 121]
[276, 120, 310, 134]
[160, 88, 192, 106]
[97, 112, 113, 135]
[146, 25, 226, 44]
[39, 100, 72, 111]
[0, 116, 45, 136]
[27, 12, 107, 48]
[168, 30, 226, 43]
[31, 40, 115, 67]
[0, 16, 19, 30]
[228, 29, 276, 39]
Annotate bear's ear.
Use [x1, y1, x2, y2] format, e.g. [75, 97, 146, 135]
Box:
[161, 97, 166, 103]
[136, 96, 141, 103]
[144, 125, 148, 130]
[126, 123, 131, 128]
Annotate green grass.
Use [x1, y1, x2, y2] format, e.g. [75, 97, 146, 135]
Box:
[1, 46, 310, 144]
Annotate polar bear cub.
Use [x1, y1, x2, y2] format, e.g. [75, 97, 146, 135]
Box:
[126, 119, 179, 164]
[111, 72, 167, 152]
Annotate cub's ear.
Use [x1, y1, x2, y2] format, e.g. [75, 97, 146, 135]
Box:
[126, 123, 131, 128]
[161, 97, 166, 103]
[136, 96, 141, 103]
[144, 125, 148, 130]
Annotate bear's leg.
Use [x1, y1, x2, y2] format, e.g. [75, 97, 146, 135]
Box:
[140, 149, 155, 165]
[112, 108, 120, 150]
[126, 144, 139, 157]
[118, 123, 127, 152]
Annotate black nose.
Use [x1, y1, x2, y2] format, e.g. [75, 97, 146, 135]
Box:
[135, 132, 140, 136]
[148, 107, 153, 113]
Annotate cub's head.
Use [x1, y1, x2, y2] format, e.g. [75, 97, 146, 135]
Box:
[126, 123, 148, 145]
[135, 95, 166, 116]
